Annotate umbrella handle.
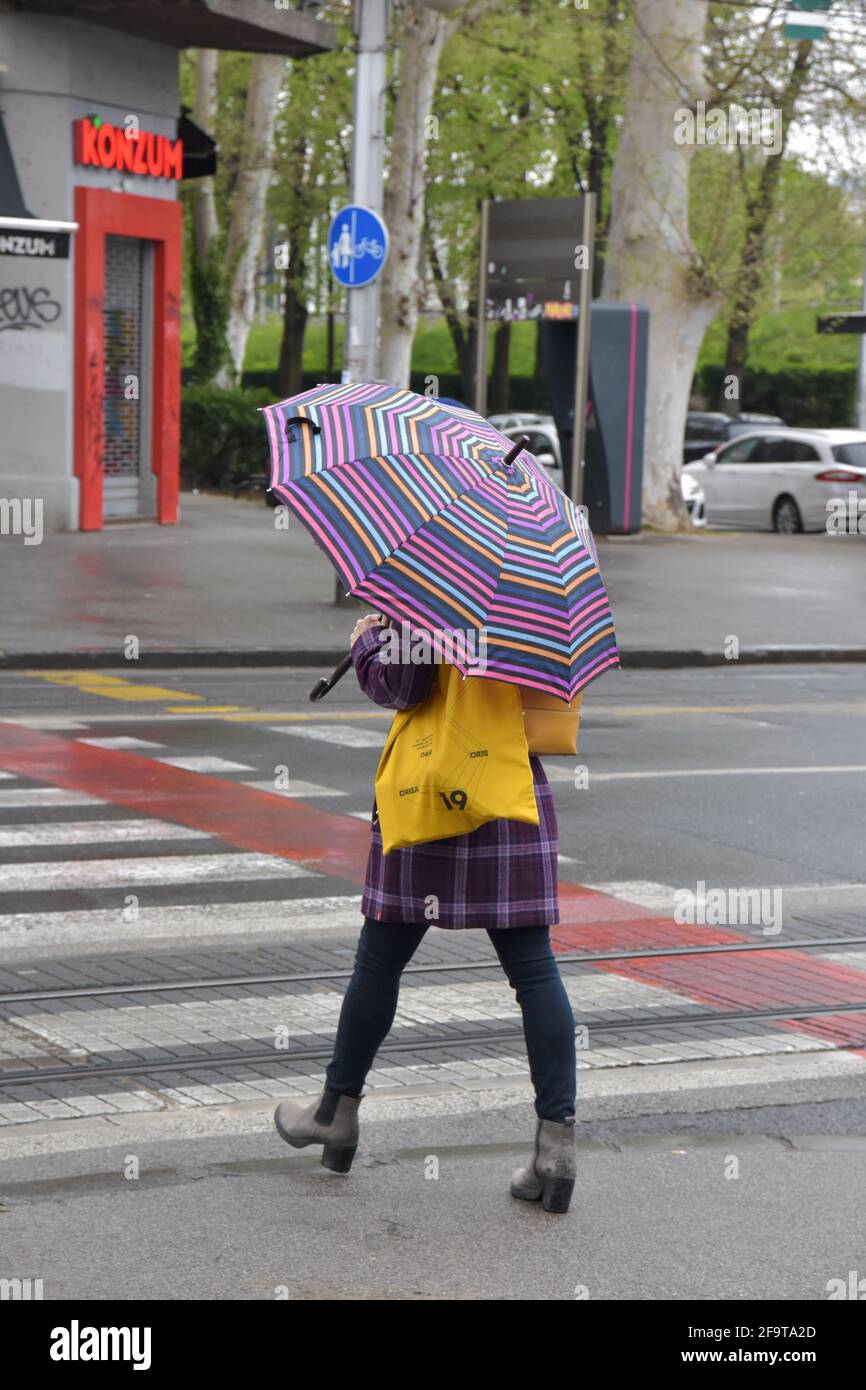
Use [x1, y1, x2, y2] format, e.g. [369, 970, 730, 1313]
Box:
[284, 414, 322, 442]
[503, 435, 529, 467]
[308, 613, 391, 701]
[309, 652, 354, 702]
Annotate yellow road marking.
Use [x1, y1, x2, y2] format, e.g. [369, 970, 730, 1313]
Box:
[21, 672, 203, 703]
[164, 705, 245, 714]
[17, 671, 866, 724]
[600, 701, 866, 718]
[224, 709, 391, 722]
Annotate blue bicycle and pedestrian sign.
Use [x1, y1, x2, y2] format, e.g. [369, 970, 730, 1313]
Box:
[327, 204, 389, 288]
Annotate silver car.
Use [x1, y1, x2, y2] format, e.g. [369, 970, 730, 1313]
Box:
[681, 428, 866, 533]
[488, 411, 556, 434]
[497, 423, 564, 492]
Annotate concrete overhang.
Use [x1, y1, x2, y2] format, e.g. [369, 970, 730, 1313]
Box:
[2, 0, 336, 57]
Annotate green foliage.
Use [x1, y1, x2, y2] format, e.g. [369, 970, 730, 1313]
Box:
[694, 363, 855, 428]
[180, 384, 273, 489]
[698, 306, 859, 374]
[178, 0, 865, 422]
[187, 237, 231, 384]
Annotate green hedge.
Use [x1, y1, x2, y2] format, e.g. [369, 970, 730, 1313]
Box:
[181, 362, 858, 491]
[180, 384, 274, 489]
[693, 364, 855, 428]
[209, 369, 550, 411]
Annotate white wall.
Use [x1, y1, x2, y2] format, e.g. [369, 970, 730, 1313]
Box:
[0, 14, 179, 533]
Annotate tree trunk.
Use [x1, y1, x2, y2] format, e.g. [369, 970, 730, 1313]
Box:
[425, 222, 472, 398]
[532, 323, 546, 406]
[601, 0, 720, 531]
[218, 53, 286, 386]
[464, 289, 478, 405]
[188, 49, 230, 384]
[276, 133, 313, 398]
[326, 309, 336, 378]
[276, 245, 309, 397]
[379, 2, 446, 387]
[191, 49, 220, 259]
[720, 42, 812, 411]
[490, 322, 510, 414]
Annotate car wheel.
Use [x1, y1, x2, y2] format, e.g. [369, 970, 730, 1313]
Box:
[773, 496, 803, 534]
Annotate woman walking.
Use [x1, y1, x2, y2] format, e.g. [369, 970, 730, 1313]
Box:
[274, 613, 578, 1215]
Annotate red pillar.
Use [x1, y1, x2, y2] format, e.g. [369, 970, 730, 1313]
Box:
[73, 186, 182, 530]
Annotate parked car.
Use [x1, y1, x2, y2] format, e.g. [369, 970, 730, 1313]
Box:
[498, 422, 564, 492]
[683, 411, 786, 465]
[681, 428, 866, 533]
[488, 411, 556, 434]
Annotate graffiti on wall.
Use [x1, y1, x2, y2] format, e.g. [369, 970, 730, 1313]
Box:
[0, 285, 62, 332]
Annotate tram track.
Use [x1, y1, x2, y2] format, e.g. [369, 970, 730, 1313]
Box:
[1, 998, 865, 1090]
[1, 932, 865, 1005]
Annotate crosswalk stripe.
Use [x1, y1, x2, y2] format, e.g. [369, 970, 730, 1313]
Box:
[582, 881, 866, 910]
[77, 737, 165, 750]
[0, 820, 210, 848]
[0, 896, 364, 951]
[242, 779, 348, 799]
[268, 724, 387, 748]
[0, 853, 318, 892]
[5, 716, 90, 730]
[155, 756, 255, 773]
[0, 788, 107, 808]
[545, 763, 866, 783]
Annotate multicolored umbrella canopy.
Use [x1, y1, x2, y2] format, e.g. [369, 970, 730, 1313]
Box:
[262, 382, 619, 699]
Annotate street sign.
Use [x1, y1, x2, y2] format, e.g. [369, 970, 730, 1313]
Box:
[483, 195, 589, 322]
[817, 313, 866, 334]
[784, 1, 832, 42]
[327, 204, 388, 289]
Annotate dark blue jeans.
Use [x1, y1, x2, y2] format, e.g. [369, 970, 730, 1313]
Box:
[325, 917, 576, 1122]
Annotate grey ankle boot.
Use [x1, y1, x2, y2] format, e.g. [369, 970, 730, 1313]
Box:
[274, 1087, 363, 1173]
[510, 1114, 576, 1213]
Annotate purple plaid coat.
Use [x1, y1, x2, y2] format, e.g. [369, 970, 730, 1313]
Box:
[351, 625, 559, 931]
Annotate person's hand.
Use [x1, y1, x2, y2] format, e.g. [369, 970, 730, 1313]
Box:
[350, 613, 386, 647]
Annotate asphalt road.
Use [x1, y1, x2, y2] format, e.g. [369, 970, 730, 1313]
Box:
[0, 661, 864, 1300]
[2, 659, 864, 908]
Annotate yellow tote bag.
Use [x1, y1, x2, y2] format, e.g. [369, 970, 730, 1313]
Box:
[374, 663, 539, 855]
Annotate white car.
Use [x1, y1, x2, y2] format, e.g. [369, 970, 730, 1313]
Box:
[488, 411, 555, 434]
[681, 428, 866, 533]
[499, 423, 564, 491]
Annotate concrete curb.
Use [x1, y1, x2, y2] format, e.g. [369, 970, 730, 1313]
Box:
[1, 646, 865, 671]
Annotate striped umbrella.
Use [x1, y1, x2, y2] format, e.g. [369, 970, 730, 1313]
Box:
[262, 382, 619, 699]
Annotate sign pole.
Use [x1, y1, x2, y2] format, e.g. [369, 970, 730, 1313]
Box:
[474, 198, 490, 416]
[570, 192, 596, 509]
[333, 0, 389, 605]
[858, 233, 866, 431]
[343, 0, 389, 388]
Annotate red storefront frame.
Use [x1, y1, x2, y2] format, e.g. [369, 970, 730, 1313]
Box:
[73, 186, 182, 530]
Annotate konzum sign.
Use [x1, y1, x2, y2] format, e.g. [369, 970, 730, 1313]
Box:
[73, 117, 183, 181]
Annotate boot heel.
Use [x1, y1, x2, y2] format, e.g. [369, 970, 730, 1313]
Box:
[541, 1176, 574, 1214]
[322, 1143, 357, 1173]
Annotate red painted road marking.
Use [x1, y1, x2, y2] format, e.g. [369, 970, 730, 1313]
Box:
[0, 721, 863, 1054]
[0, 721, 370, 880]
